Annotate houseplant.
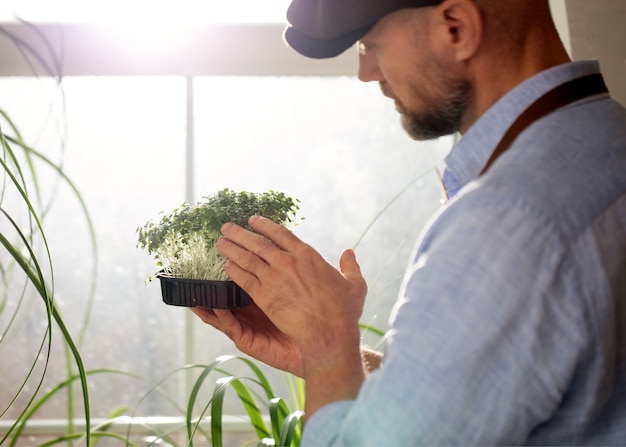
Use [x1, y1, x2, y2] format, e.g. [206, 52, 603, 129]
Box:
[137, 188, 301, 309]
[0, 23, 100, 445]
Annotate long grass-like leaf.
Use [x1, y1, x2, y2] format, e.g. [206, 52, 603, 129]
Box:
[268, 397, 289, 443]
[3, 124, 99, 444]
[211, 376, 272, 446]
[0, 209, 54, 441]
[124, 363, 216, 444]
[1, 105, 95, 445]
[0, 210, 47, 298]
[0, 208, 90, 446]
[0, 301, 50, 417]
[38, 431, 140, 447]
[282, 374, 305, 414]
[186, 356, 234, 445]
[3, 120, 98, 447]
[278, 410, 303, 447]
[186, 355, 285, 446]
[0, 109, 44, 215]
[2, 131, 99, 345]
[359, 322, 386, 339]
[0, 265, 32, 347]
[5, 368, 136, 445]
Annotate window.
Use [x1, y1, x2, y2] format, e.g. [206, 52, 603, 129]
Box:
[0, 6, 452, 444]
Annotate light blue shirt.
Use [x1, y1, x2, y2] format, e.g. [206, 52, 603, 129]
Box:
[302, 60, 626, 445]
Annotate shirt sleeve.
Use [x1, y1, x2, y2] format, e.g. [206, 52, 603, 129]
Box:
[302, 184, 587, 446]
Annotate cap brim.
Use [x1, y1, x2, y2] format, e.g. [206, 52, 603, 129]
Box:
[284, 23, 373, 59]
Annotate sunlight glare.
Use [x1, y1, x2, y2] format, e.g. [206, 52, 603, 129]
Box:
[1, 0, 292, 49]
[2, 0, 291, 24]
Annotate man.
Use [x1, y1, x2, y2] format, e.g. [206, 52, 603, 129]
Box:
[193, 0, 626, 444]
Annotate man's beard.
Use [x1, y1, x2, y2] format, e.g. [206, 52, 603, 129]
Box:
[402, 79, 471, 140]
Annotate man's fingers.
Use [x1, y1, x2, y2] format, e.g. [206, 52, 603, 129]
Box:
[219, 222, 278, 262]
[247, 215, 302, 252]
[191, 307, 219, 327]
[216, 237, 267, 277]
[191, 307, 243, 342]
[219, 217, 302, 270]
[213, 309, 244, 341]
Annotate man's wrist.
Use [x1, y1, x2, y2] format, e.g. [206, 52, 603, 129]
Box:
[301, 334, 365, 420]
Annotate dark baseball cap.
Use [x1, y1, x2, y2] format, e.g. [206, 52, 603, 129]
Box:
[284, 0, 444, 59]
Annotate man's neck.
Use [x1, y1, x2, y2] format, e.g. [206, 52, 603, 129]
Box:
[460, 26, 571, 133]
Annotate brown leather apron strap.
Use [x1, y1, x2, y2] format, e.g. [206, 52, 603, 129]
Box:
[479, 73, 609, 176]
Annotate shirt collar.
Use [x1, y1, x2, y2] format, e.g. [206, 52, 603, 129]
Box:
[442, 60, 602, 199]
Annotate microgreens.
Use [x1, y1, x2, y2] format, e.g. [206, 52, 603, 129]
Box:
[137, 189, 302, 281]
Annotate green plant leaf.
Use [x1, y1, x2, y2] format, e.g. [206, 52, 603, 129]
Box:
[278, 410, 303, 447]
[268, 397, 289, 443]
[209, 376, 272, 446]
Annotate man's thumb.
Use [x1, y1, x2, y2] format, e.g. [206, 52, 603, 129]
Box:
[339, 248, 367, 292]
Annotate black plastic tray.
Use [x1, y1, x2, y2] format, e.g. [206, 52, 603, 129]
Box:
[157, 273, 252, 309]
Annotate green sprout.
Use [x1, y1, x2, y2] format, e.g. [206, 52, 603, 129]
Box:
[137, 189, 302, 281]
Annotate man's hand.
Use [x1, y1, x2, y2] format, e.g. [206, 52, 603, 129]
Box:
[193, 215, 368, 418]
[191, 303, 304, 377]
[215, 216, 367, 357]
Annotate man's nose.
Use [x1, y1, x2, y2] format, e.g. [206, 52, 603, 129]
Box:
[357, 46, 383, 82]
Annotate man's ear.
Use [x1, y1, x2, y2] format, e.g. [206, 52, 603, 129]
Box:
[434, 0, 483, 63]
